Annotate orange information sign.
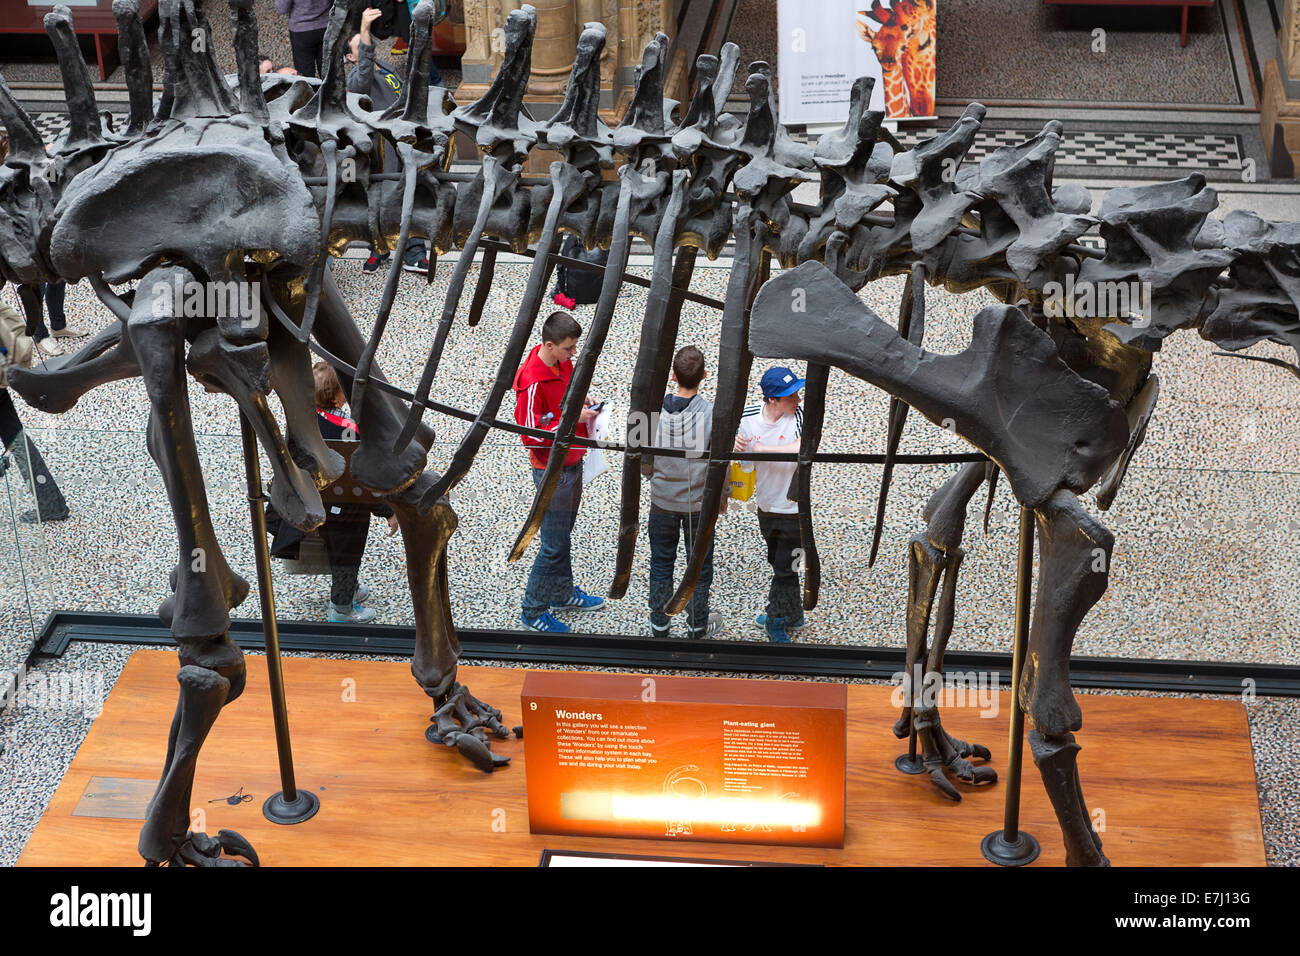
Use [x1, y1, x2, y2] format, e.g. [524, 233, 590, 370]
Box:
[521, 671, 846, 848]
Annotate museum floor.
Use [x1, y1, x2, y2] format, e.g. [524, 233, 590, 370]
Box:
[1, 0, 1297, 867]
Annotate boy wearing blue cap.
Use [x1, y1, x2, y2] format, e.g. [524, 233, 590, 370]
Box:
[734, 366, 806, 643]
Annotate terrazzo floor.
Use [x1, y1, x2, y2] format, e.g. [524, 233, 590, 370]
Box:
[3, 252, 1296, 660]
[725, 0, 1242, 105]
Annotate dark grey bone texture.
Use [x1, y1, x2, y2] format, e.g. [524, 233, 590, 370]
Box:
[1, 0, 1296, 867]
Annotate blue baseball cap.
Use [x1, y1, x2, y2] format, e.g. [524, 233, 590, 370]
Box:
[760, 366, 805, 399]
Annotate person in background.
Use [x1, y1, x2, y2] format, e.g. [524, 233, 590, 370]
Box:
[512, 310, 604, 633]
[258, 55, 300, 76]
[273, 0, 332, 78]
[647, 345, 722, 639]
[17, 281, 81, 359]
[346, 7, 431, 275]
[0, 300, 70, 523]
[734, 365, 806, 643]
[387, 0, 448, 86]
[313, 361, 398, 624]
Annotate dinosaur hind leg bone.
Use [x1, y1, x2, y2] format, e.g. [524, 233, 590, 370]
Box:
[750, 261, 1127, 865]
[1024, 489, 1113, 867]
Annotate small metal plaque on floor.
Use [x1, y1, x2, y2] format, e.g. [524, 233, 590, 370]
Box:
[72, 777, 155, 819]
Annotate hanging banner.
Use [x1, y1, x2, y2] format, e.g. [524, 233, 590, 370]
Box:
[777, 0, 936, 125]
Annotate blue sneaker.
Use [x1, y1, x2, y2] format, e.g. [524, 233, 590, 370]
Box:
[521, 611, 571, 633]
[756, 613, 805, 633]
[763, 615, 792, 644]
[551, 586, 605, 612]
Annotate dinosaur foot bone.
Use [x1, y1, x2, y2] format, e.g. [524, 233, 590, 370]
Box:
[912, 706, 996, 801]
[425, 682, 518, 772]
[156, 829, 260, 868]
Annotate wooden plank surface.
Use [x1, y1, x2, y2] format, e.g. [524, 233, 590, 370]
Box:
[18, 650, 1265, 867]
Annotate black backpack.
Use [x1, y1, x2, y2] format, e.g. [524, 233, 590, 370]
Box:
[554, 234, 608, 305]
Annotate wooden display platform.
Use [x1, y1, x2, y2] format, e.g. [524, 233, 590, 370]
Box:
[19, 650, 1265, 866]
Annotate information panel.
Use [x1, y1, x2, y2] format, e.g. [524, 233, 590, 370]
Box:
[777, 0, 937, 124]
[522, 671, 846, 848]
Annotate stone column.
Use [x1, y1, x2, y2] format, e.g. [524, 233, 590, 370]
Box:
[459, 0, 582, 108]
[616, 0, 685, 118]
[458, 0, 500, 98]
[1262, 0, 1300, 174]
[456, 0, 683, 126]
[529, 0, 579, 97]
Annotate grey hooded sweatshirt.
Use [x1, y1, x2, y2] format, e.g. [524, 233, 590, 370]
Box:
[650, 393, 713, 513]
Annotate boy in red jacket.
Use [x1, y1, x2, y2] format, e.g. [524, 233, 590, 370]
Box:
[513, 310, 605, 632]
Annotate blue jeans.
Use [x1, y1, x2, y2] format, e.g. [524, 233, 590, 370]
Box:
[647, 508, 713, 632]
[366, 239, 426, 265]
[522, 464, 583, 617]
[17, 281, 67, 343]
[757, 511, 803, 624]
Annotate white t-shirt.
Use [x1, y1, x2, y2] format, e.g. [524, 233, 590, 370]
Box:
[736, 402, 803, 514]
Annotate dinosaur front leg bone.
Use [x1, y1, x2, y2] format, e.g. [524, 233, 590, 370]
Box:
[127, 268, 247, 638]
[389, 481, 461, 701]
[266, 314, 344, 486]
[898, 534, 944, 742]
[5, 321, 142, 414]
[921, 548, 996, 790]
[390, 472, 513, 771]
[293, 269, 429, 494]
[185, 327, 325, 531]
[138, 664, 228, 863]
[123, 269, 253, 865]
[138, 660, 254, 866]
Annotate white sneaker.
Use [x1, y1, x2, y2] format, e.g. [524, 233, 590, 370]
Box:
[686, 612, 724, 639]
[328, 602, 376, 624]
[36, 338, 63, 358]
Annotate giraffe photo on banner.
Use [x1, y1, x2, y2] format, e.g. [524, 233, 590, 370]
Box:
[776, 0, 936, 124]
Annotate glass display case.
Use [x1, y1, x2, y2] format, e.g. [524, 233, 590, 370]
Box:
[3, 421, 1296, 674]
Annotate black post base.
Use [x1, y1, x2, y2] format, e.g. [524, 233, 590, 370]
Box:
[980, 829, 1040, 866]
[894, 753, 926, 775]
[263, 789, 320, 825]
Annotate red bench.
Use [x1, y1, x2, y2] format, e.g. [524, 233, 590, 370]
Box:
[1042, 0, 1216, 47]
[0, 0, 159, 82]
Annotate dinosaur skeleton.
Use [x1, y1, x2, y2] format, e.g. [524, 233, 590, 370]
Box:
[2, 0, 1297, 867]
